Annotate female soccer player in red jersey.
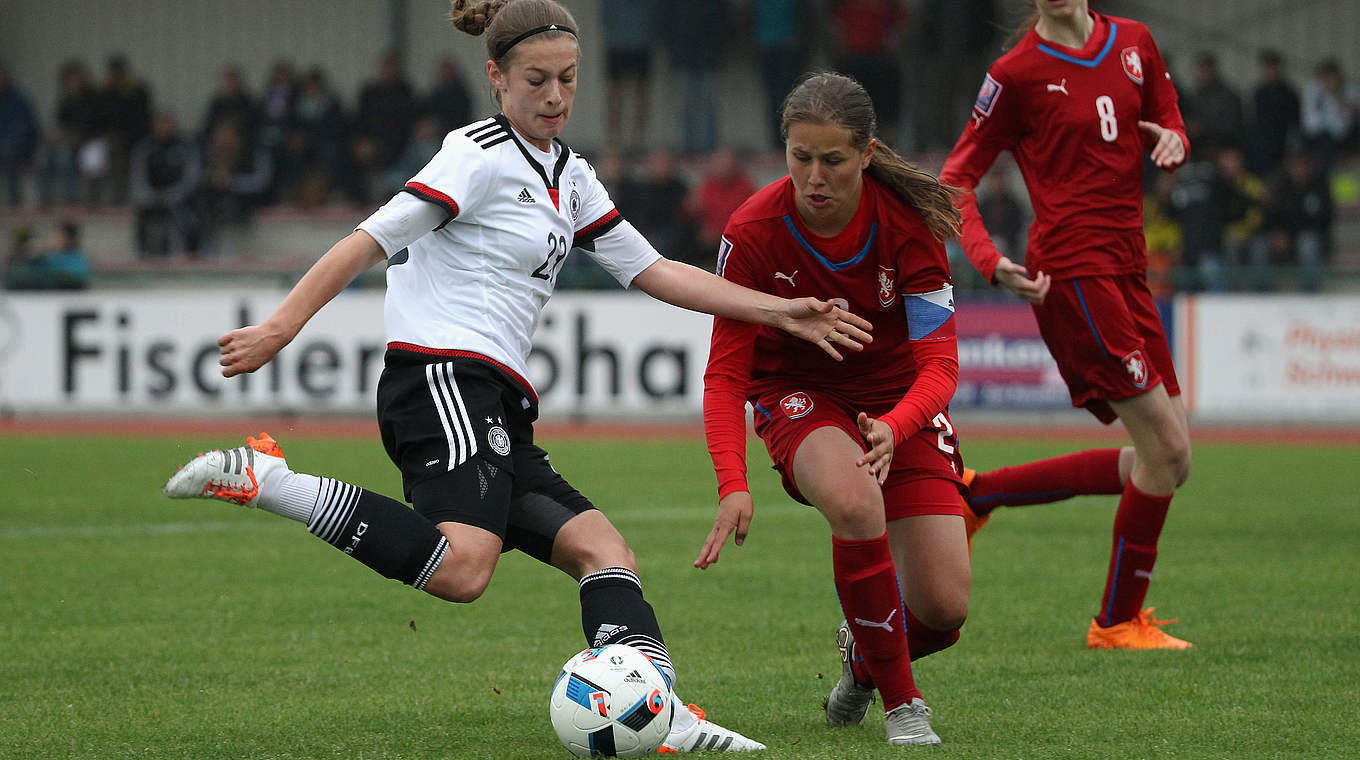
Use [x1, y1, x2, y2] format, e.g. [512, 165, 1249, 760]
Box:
[940, 0, 1193, 650]
[695, 72, 967, 745]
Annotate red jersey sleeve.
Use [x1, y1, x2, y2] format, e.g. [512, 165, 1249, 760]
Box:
[1137, 28, 1190, 170]
[941, 67, 1024, 284]
[878, 246, 960, 446]
[704, 233, 758, 499]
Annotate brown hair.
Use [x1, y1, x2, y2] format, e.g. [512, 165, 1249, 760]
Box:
[449, 0, 578, 65]
[780, 72, 960, 241]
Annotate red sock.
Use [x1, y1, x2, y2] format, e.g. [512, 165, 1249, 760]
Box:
[1097, 481, 1173, 626]
[902, 606, 960, 661]
[832, 533, 918, 711]
[970, 448, 1123, 516]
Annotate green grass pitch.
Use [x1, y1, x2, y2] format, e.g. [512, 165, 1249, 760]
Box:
[2, 431, 1357, 759]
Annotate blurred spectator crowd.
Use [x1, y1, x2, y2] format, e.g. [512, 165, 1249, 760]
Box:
[1, 0, 1358, 294]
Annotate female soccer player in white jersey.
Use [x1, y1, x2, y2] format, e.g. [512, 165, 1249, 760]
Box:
[163, 1, 874, 752]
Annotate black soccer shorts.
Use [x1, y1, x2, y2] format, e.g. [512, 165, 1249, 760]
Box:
[377, 350, 596, 563]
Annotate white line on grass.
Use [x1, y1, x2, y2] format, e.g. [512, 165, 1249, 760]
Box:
[0, 519, 283, 540]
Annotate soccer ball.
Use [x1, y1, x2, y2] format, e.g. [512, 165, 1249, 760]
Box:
[549, 644, 674, 757]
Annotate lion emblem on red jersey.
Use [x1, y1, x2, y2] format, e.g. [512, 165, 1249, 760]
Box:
[1122, 349, 1149, 389]
[1122, 47, 1144, 85]
[780, 392, 814, 419]
[877, 266, 896, 307]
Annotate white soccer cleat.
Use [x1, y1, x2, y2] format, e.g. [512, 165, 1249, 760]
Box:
[163, 433, 287, 506]
[824, 619, 875, 726]
[885, 698, 941, 746]
[660, 704, 766, 752]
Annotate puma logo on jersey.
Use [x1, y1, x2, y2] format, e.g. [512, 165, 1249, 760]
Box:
[516, 187, 535, 204]
[1047, 78, 1069, 95]
[774, 270, 798, 286]
[854, 609, 898, 632]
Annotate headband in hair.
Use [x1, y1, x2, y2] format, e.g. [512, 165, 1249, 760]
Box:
[500, 23, 577, 57]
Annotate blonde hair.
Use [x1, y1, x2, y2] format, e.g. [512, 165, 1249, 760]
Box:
[780, 73, 961, 241]
[449, 0, 578, 65]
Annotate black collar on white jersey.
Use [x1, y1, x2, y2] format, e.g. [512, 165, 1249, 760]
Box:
[495, 114, 570, 196]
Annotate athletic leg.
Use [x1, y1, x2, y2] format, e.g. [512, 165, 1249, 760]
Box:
[507, 445, 763, 752]
[163, 434, 485, 599]
[967, 447, 1133, 517]
[1088, 386, 1192, 645]
[887, 512, 969, 660]
[792, 427, 919, 714]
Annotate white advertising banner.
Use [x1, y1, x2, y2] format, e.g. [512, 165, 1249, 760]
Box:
[1180, 295, 1360, 421]
[0, 291, 714, 417]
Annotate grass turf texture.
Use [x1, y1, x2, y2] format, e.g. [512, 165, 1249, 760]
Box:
[2, 432, 1357, 759]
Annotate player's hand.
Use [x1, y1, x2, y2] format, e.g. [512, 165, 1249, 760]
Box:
[694, 491, 754, 569]
[1139, 121, 1186, 170]
[855, 411, 895, 485]
[218, 323, 293, 377]
[777, 298, 873, 361]
[993, 256, 1050, 305]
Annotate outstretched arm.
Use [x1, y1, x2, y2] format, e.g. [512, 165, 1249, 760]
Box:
[630, 257, 873, 360]
[218, 230, 385, 376]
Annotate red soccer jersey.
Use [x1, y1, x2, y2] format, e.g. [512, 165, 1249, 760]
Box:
[940, 13, 1187, 282]
[704, 175, 958, 498]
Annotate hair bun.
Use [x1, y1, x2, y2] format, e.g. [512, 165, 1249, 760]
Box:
[450, 0, 507, 36]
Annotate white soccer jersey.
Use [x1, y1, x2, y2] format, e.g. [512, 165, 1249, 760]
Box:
[360, 115, 661, 396]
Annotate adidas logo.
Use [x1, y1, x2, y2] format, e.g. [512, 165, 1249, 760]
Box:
[516, 188, 535, 204]
[592, 623, 628, 646]
[623, 669, 646, 683]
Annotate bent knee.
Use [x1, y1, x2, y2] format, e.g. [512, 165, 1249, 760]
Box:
[915, 603, 968, 632]
[823, 498, 887, 539]
[557, 531, 636, 578]
[427, 565, 494, 603]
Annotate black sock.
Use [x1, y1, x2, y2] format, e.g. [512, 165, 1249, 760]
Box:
[307, 477, 448, 590]
[579, 567, 675, 688]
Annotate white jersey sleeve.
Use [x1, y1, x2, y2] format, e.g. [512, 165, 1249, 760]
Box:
[356, 192, 449, 257]
[570, 160, 661, 287]
[399, 129, 497, 229]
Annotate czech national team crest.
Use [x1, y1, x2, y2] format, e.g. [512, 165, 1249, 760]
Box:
[877, 266, 896, 307]
[1122, 349, 1149, 389]
[1121, 47, 1144, 85]
[780, 392, 814, 419]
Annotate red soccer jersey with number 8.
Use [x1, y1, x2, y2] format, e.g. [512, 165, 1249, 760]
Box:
[941, 13, 1187, 283]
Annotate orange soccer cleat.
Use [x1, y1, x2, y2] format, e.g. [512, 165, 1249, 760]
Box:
[1087, 607, 1193, 650]
[960, 468, 990, 553]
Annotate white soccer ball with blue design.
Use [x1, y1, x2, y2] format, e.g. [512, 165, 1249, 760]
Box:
[549, 644, 674, 757]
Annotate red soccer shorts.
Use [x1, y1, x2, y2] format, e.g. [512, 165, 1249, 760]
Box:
[1033, 273, 1180, 424]
[750, 387, 965, 520]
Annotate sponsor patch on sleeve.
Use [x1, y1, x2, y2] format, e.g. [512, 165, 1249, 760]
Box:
[715, 235, 733, 276]
[905, 284, 956, 341]
[973, 74, 1002, 119]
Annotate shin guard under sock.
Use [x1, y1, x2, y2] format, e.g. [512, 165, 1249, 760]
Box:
[971, 448, 1123, 516]
[832, 533, 918, 711]
[1098, 482, 1173, 626]
[579, 567, 675, 688]
[305, 477, 449, 590]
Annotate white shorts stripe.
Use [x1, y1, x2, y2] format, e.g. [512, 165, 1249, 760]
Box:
[426, 364, 463, 471]
[441, 362, 479, 466]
